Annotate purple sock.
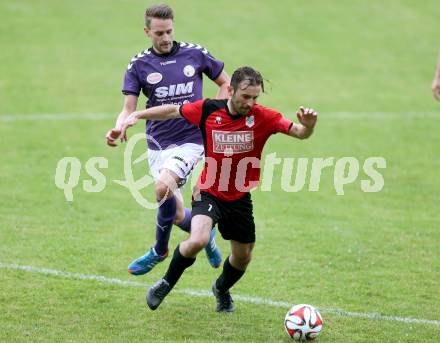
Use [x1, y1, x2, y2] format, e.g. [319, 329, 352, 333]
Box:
[153, 196, 177, 256]
[177, 208, 192, 233]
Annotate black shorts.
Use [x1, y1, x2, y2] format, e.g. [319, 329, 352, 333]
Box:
[191, 191, 255, 243]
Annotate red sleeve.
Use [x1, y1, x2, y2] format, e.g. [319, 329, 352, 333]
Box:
[258, 105, 292, 134]
[273, 115, 293, 134]
[179, 99, 205, 126]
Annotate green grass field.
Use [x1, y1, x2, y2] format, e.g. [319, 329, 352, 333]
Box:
[1, 1, 439, 342]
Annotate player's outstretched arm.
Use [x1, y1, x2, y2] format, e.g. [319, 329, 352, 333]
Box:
[106, 95, 138, 147]
[119, 104, 182, 141]
[287, 106, 318, 140]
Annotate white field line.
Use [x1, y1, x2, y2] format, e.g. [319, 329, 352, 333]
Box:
[0, 113, 114, 121]
[0, 112, 439, 122]
[1, 262, 439, 327]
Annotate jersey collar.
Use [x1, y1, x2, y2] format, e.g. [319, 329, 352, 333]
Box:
[149, 41, 180, 58]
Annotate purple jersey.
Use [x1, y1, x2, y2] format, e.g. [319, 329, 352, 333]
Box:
[122, 41, 224, 150]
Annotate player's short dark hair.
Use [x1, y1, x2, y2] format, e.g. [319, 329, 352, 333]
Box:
[144, 4, 174, 28]
[231, 66, 265, 93]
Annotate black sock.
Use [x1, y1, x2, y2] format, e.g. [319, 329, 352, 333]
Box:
[215, 256, 245, 293]
[163, 245, 196, 287]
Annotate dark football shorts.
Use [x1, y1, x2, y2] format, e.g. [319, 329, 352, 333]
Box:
[191, 191, 255, 243]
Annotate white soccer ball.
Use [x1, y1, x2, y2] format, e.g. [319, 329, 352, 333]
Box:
[284, 304, 323, 341]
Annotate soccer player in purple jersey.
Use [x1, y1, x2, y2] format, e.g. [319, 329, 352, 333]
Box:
[105, 4, 230, 275]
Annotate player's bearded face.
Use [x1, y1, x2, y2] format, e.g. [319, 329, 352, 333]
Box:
[145, 18, 174, 54]
[230, 84, 261, 116]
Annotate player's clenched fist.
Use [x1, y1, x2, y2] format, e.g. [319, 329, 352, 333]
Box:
[296, 106, 318, 129]
[105, 128, 121, 147]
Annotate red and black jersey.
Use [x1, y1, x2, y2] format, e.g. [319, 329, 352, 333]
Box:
[179, 99, 292, 201]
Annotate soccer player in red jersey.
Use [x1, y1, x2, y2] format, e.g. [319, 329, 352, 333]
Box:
[119, 66, 318, 312]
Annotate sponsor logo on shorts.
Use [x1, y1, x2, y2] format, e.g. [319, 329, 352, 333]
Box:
[212, 130, 254, 154]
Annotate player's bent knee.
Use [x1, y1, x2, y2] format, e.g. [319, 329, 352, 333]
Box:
[188, 235, 210, 252]
[241, 254, 252, 267]
[231, 253, 252, 269]
[155, 182, 172, 201]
